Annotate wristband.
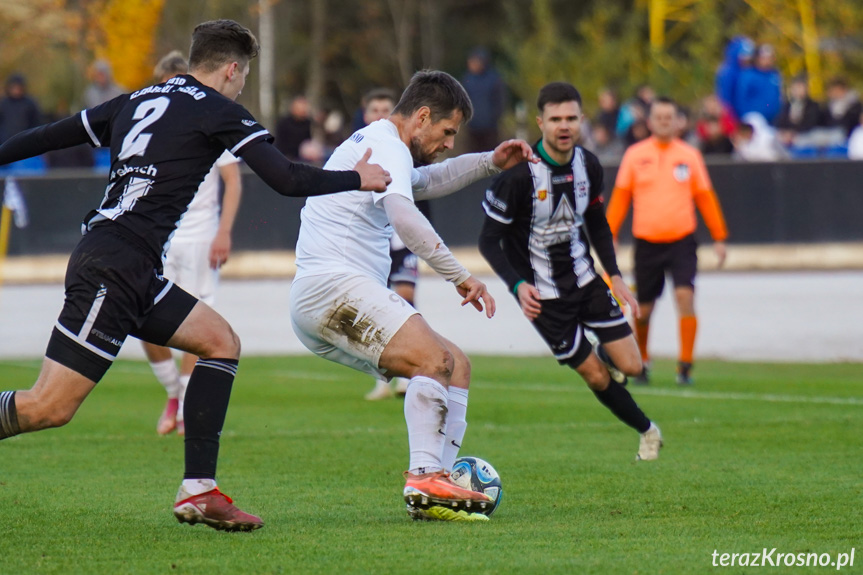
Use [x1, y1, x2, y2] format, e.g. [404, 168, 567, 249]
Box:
[513, 280, 525, 295]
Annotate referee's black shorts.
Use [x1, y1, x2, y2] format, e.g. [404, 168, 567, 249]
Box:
[530, 277, 632, 369]
[46, 226, 198, 382]
[633, 234, 698, 303]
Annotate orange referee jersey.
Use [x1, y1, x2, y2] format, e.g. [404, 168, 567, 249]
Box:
[606, 136, 728, 243]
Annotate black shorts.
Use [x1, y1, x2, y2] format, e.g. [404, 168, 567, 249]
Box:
[388, 247, 419, 287]
[530, 277, 632, 369]
[634, 234, 698, 303]
[46, 227, 198, 382]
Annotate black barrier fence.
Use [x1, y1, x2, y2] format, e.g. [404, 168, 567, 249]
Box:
[4, 159, 863, 256]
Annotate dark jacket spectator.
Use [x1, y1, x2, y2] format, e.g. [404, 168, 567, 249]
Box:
[775, 77, 820, 134]
[275, 96, 313, 160]
[715, 36, 754, 113]
[0, 74, 41, 144]
[595, 88, 620, 135]
[734, 44, 782, 124]
[700, 116, 734, 156]
[818, 77, 862, 138]
[461, 47, 507, 152]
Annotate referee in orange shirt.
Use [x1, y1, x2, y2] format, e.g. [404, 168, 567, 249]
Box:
[606, 97, 728, 385]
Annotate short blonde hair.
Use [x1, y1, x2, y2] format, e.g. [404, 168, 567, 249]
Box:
[154, 50, 188, 82]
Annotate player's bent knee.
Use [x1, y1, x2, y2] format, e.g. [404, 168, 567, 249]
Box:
[618, 355, 643, 377]
[29, 403, 77, 430]
[202, 326, 241, 360]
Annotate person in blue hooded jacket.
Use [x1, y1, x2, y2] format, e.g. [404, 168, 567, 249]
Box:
[734, 44, 783, 124]
[715, 36, 754, 114]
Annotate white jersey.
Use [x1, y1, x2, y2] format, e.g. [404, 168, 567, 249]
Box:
[295, 119, 416, 285]
[171, 150, 240, 243]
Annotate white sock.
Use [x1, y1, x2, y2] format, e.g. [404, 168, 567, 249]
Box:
[150, 359, 180, 398]
[441, 386, 468, 471]
[404, 376, 448, 474]
[181, 478, 217, 496]
[177, 374, 191, 423]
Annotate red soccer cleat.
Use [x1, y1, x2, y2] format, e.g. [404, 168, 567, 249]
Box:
[173, 487, 264, 532]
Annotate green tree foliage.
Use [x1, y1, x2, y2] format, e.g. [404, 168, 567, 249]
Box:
[0, 0, 861, 136]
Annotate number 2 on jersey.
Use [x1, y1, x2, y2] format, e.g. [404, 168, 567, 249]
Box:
[118, 97, 170, 161]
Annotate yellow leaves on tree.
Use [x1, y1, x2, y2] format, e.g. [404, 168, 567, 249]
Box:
[88, 0, 165, 91]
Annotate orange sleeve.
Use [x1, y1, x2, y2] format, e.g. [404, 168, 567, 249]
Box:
[605, 152, 635, 238]
[691, 152, 728, 241]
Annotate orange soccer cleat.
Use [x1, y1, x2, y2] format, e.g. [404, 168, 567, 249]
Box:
[403, 470, 492, 513]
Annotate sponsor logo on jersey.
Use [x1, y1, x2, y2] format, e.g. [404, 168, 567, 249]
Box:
[90, 328, 123, 348]
[537, 188, 547, 201]
[242, 119, 257, 127]
[485, 189, 507, 212]
[551, 174, 574, 185]
[576, 180, 588, 198]
[673, 163, 690, 182]
[111, 164, 158, 180]
[349, 132, 364, 143]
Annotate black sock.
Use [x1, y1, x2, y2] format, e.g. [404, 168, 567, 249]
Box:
[0, 391, 21, 439]
[593, 380, 651, 433]
[183, 358, 238, 480]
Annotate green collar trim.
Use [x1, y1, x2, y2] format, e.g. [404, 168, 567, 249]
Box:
[537, 139, 570, 167]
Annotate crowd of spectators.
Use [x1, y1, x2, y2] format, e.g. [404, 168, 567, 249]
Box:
[2, 39, 863, 175]
[583, 36, 863, 163]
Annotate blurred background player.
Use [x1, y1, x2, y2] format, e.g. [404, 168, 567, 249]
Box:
[358, 88, 433, 400]
[478, 82, 662, 461]
[143, 51, 243, 436]
[606, 97, 728, 385]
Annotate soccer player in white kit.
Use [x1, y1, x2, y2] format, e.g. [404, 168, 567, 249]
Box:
[143, 52, 244, 436]
[291, 70, 535, 521]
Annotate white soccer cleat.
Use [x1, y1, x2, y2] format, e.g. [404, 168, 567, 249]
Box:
[637, 422, 663, 461]
[365, 378, 394, 401]
[393, 377, 409, 396]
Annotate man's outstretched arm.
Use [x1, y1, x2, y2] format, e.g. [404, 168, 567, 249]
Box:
[412, 139, 535, 200]
[0, 115, 90, 165]
[241, 143, 390, 197]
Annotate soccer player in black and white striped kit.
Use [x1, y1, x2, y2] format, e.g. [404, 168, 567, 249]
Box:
[0, 20, 390, 531]
[479, 82, 662, 461]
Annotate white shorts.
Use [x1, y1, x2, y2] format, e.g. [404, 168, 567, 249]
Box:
[290, 272, 419, 377]
[163, 241, 218, 306]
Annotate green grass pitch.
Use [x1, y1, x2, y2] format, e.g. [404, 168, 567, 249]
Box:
[0, 356, 860, 574]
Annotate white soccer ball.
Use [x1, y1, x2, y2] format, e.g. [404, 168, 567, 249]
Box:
[450, 456, 503, 516]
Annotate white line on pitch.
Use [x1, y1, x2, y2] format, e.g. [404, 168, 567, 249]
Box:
[473, 381, 863, 406]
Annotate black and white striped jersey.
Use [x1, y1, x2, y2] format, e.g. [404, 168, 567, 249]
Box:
[479, 143, 620, 299]
[80, 74, 272, 262]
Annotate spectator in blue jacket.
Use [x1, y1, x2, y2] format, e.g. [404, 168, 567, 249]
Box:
[461, 47, 507, 152]
[715, 36, 754, 113]
[734, 44, 782, 124]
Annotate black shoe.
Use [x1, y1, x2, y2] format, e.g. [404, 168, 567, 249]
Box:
[633, 364, 650, 385]
[676, 362, 693, 386]
[595, 345, 627, 386]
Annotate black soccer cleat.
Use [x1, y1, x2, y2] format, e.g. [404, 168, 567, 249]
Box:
[676, 362, 694, 386]
[633, 364, 650, 385]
